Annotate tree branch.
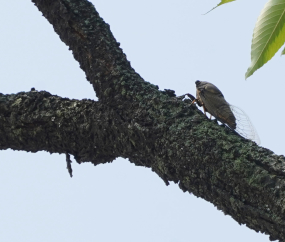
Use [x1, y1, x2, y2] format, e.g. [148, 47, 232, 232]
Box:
[31, 0, 161, 109]
[0, 90, 124, 164]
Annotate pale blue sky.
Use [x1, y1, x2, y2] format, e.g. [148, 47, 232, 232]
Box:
[0, 0, 282, 241]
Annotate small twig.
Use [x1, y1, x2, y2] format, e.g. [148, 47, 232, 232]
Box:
[65, 153, 73, 177]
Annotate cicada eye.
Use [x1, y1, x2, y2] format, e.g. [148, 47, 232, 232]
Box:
[195, 80, 201, 86]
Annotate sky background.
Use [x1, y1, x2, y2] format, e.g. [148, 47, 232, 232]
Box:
[0, 0, 282, 241]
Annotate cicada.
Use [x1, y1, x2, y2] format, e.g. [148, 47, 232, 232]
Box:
[191, 80, 260, 144]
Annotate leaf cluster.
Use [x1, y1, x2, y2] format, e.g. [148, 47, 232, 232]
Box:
[209, 0, 285, 78]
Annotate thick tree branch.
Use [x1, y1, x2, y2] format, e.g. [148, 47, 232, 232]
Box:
[2, 88, 285, 240]
[1, 0, 282, 241]
[0, 90, 125, 164]
[31, 0, 161, 110]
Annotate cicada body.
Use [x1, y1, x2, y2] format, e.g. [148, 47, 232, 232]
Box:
[193, 80, 260, 144]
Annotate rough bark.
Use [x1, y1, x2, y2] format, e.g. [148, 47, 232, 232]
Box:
[1, 0, 285, 240]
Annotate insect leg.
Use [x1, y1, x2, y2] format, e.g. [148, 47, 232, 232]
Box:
[185, 93, 196, 101]
[190, 99, 196, 105]
[202, 105, 209, 118]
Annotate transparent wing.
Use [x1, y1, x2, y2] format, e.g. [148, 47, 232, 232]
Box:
[229, 105, 261, 145]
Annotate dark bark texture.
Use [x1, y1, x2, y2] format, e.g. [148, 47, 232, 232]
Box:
[1, 0, 285, 240]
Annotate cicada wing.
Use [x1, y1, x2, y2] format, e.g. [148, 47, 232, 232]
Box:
[229, 105, 261, 145]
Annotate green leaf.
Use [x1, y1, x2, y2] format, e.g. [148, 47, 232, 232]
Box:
[245, 0, 285, 78]
[205, 0, 236, 14]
